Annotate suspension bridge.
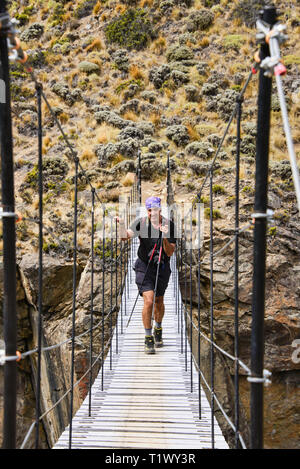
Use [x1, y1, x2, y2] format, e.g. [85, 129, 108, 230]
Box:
[0, 3, 299, 451]
[54, 234, 228, 449]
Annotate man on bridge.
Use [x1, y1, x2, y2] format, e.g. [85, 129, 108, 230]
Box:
[118, 196, 176, 354]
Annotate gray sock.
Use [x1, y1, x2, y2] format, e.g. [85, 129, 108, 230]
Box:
[155, 322, 162, 329]
[145, 328, 152, 336]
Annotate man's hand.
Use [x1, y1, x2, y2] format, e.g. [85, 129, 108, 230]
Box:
[159, 223, 169, 237]
[115, 216, 134, 240]
[115, 216, 125, 225]
[115, 216, 128, 240]
[160, 223, 175, 256]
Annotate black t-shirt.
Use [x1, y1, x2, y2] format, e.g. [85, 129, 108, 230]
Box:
[129, 216, 176, 264]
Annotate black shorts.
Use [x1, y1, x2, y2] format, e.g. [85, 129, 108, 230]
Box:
[134, 258, 171, 297]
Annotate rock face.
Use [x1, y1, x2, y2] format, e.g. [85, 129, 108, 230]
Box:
[178, 213, 300, 449]
[0, 255, 83, 448]
[0, 246, 123, 448]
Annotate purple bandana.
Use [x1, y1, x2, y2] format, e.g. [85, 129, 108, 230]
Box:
[145, 196, 161, 210]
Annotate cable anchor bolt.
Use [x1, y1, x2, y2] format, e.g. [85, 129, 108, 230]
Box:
[251, 208, 274, 224]
[0, 340, 5, 366]
[0, 208, 19, 220]
[260, 56, 286, 78]
[247, 369, 272, 387]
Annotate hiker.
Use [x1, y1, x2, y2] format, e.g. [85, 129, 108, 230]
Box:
[117, 196, 176, 354]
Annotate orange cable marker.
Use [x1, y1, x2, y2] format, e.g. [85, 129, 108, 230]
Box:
[265, 30, 276, 44]
[24, 65, 33, 73]
[10, 36, 20, 50]
[251, 51, 261, 74]
[254, 51, 261, 63]
[17, 51, 28, 64]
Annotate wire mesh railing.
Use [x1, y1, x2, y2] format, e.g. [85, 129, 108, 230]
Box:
[0, 3, 141, 448]
[168, 5, 299, 450]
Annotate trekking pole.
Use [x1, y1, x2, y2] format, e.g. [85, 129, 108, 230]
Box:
[126, 238, 160, 328]
[150, 231, 163, 326]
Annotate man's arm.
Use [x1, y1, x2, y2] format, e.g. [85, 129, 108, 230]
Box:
[116, 217, 135, 241]
[160, 220, 176, 257]
[163, 237, 175, 257]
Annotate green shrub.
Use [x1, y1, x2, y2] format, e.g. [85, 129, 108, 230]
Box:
[10, 83, 35, 101]
[242, 185, 254, 195]
[224, 34, 244, 51]
[15, 13, 30, 25]
[75, 0, 98, 19]
[104, 9, 154, 50]
[212, 184, 225, 194]
[203, 0, 220, 6]
[204, 207, 222, 219]
[50, 2, 65, 26]
[115, 79, 143, 94]
[268, 226, 277, 237]
[284, 55, 300, 66]
[25, 158, 69, 191]
[186, 9, 214, 32]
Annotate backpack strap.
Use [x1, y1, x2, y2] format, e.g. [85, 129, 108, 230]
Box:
[141, 216, 147, 228]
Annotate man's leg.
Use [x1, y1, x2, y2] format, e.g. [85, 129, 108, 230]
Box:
[154, 296, 164, 324]
[153, 296, 164, 347]
[142, 290, 155, 354]
[142, 290, 154, 329]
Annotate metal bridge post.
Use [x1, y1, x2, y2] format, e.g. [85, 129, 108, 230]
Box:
[35, 81, 44, 449]
[138, 150, 142, 205]
[250, 4, 277, 450]
[0, 0, 17, 449]
[234, 94, 243, 449]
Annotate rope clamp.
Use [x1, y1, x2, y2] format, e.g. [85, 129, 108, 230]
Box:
[0, 347, 5, 366]
[247, 369, 272, 387]
[260, 56, 286, 78]
[251, 209, 274, 224]
[256, 20, 288, 77]
[0, 210, 19, 219]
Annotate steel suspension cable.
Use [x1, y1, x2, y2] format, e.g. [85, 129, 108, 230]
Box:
[68, 156, 79, 449]
[88, 187, 95, 417]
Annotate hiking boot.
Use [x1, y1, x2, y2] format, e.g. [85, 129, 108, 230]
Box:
[144, 335, 155, 354]
[154, 327, 163, 348]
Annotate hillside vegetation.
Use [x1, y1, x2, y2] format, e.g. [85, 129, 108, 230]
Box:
[6, 0, 299, 259]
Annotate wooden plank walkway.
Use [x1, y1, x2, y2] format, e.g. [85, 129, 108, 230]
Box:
[54, 240, 229, 449]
